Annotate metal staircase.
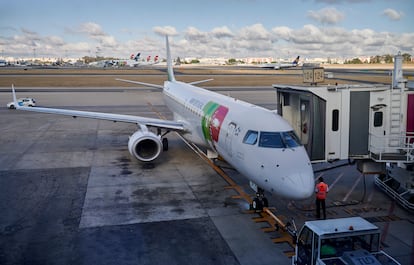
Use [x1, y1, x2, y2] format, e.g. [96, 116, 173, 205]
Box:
[389, 88, 403, 148]
[369, 74, 413, 163]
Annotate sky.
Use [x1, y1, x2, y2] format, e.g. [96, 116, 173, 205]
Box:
[0, 0, 413, 61]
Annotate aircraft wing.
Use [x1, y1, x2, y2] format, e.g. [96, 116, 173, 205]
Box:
[11, 87, 184, 131]
[18, 106, 184, 130]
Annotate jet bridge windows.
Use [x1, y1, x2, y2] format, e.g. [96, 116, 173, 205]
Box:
[374, 111, 383, 127]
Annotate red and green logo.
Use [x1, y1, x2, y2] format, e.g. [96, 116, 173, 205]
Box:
[202, 101, 229, 144]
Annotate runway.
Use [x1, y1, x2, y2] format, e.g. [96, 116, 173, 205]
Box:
[0, 87, 413, 265]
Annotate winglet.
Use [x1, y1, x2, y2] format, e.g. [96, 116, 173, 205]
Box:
[12, 84, 18, 107]
[166, 36, 176, 82]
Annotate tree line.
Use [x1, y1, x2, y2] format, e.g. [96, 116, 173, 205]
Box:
[344, 53, 412, 64]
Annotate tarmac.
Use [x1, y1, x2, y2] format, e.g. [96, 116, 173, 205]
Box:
[0, 86, 413, 265]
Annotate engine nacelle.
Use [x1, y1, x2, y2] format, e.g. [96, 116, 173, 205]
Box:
[128, 130, 163, 162]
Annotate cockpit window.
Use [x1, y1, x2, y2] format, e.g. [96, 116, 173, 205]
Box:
[259, 132, 284, 148]
[243, 130, 258, 145]
[259, 131, 302, 148]
[282, 131, 301, 148]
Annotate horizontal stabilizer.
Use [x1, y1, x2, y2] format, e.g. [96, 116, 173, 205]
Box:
[116, 78, 164, 89]
[189, 79, 214, 85]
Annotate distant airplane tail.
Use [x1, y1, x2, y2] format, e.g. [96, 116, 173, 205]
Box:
[293, 56, 300, 65]
[133, 53, 141, 61]
[154, 55, 159, 63]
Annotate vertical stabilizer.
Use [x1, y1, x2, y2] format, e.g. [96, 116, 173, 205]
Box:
[293, 56, 300, 65]
[12, 84, 17, 104]
[166, 36, 176, 82]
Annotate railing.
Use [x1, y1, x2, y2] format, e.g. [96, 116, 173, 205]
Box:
[368, 132, 414, 163]
[374, 174, 414, 211]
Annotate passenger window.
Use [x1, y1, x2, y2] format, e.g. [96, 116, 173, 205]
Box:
[243, 130, 258, 145]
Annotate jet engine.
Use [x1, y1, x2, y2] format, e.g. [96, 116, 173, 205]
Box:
[128, 130, 163, 162]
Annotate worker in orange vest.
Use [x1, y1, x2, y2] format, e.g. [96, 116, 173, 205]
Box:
[315, 177, 329, 219]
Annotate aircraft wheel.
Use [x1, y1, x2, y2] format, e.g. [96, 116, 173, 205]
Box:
[251, 198, 262, 211]
[162, 138, 169, 151]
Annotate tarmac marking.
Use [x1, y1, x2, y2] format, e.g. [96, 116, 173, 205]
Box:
[342, 173, 363, 202]
[314, 172, 324, 181]
[328, 172, 344, 190]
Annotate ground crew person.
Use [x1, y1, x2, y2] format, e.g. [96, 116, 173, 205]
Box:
[315, 177, 329, 219]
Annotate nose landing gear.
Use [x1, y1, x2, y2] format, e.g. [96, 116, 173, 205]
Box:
[250, 188, 269, 211]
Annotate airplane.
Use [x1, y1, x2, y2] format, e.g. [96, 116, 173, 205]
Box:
[89, 53, 141, 67]
[114, 53, 142, 67]
[260, 56, 300, 70]
[11, 36, 314, 207]
[136, 55, 160, 66]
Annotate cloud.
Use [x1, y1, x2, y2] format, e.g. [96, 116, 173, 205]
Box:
[184, 27, 209, 43]
[211, 26, 233, 39]
[382, 8, 403, 21]
[238, 23, 270, 40]
[81, 22, 118, 48]
[2, 23, 413, 61]
[153, 26, 178, 36]
[307, 7, 345, 25]
[78, 22, 106, 36]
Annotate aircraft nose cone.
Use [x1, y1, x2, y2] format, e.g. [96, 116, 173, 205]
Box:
[285, 170, 315, 200]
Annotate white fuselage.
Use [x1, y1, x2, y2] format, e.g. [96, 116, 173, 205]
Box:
[163, 81, 314, 199]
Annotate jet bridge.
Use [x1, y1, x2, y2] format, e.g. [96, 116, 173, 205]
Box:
[273, 53, 414, 210]
[273, 58, 413, 164]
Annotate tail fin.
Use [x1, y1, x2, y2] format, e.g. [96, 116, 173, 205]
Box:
[146, 55, 151, 62]
[293, 56, 300, 65]
[134, 53, 141, 61]
[166, 36, 175, 82]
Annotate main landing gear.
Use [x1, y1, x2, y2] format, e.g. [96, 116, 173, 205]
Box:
[158, 128, 169, 151]
[250, 187, 269, 211]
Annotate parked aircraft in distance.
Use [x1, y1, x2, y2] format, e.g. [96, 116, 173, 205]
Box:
[260, 56, 300, 69]
[11, 36, 314, 204]
[88, 53, 159, 67]
[88, 53, 140, 67]
[112, 53, 142, 67]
